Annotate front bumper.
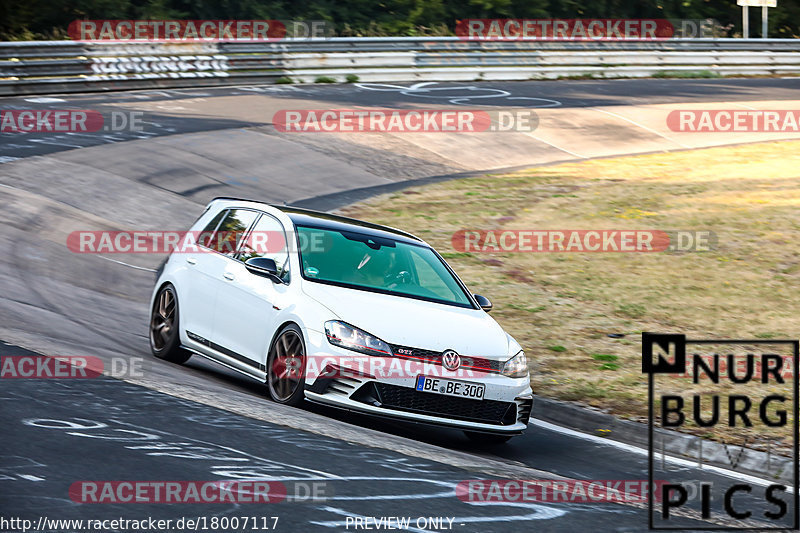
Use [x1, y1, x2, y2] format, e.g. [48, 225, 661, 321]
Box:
[303, 329, 533, 434]
[306, 381, 532, 434]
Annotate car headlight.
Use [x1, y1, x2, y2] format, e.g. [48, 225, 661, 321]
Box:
[502, 351, 528, 378]
[324, 320, 392, 356]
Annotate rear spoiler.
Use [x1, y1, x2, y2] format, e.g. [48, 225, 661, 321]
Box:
[202, 196, 263, 214]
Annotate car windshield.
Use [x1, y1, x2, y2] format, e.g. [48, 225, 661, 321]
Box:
[296, 225, 473, 308]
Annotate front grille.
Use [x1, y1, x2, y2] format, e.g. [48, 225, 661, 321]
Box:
[389, 344, 504, 373]
[355, 382, 517, 426]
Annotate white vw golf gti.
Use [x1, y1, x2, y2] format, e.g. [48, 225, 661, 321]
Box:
[149, 198, 532, 442]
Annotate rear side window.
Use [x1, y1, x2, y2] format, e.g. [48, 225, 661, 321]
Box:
[197, 209, 259, 256]
[196, 210, 226, 248]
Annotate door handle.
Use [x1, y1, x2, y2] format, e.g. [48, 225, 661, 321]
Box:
[223, 272, 235, 281]
[186, 257, 197, 265]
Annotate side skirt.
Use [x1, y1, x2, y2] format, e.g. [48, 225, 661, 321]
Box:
[183, 330, 267, 382]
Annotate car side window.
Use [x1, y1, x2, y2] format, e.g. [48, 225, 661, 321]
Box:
[239, 214, 291, 282]
[205, 209, 259, 257]
[196, 209, 226, 248]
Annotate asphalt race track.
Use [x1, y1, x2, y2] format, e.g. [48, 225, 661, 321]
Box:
[0, 344, 696, 532]
[3, 77, 800, 161]
[2, 78, 799, 531]
[3, 344, 780, 531]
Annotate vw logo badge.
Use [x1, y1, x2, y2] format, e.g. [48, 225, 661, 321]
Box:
[442, 350, 461, 371]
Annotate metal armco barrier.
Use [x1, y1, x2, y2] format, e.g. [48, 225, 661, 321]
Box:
[1, 38, 799, 96]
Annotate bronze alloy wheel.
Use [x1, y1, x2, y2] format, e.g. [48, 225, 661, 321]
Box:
[149, 284, 191, 364]
[267, 326, 306, 405]
[150, 287, 175, 351]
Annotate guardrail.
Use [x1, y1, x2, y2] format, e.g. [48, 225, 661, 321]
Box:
[1, 38, 799, 96]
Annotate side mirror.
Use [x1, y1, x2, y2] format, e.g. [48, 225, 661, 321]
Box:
[474, 294, 492, 312]
[245, 257, 283, 283]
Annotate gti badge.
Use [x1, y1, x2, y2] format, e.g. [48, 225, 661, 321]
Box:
[442, 349, 461, 371]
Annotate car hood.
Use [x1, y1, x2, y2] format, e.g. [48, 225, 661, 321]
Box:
[301, 281, 513, 359]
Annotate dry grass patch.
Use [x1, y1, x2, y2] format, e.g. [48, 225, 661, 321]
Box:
[340, 141, 800, 452]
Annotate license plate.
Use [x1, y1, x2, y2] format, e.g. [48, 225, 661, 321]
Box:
[415, 375, 485, 400]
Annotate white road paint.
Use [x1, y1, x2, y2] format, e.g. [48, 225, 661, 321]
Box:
[532, 419, 793, 491]
[312, 498, 566, 532]
[354, 82, 562, 107]
[591, 107, 690, 149]
[23, 97, 65, 103]
[97, 256, 157, 272]
[523, 132, 586, 158]
[113, 418, 344, 480]
[236, 85, 306, 93]
[21, 416, 569, 527]
[0, 119, 176, 154]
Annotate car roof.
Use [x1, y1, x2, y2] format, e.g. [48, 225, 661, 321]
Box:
[275, 205, 425, 245]
[209, 197, 424, 245]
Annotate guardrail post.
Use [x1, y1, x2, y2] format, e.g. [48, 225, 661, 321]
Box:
[743, 6, 750, 38]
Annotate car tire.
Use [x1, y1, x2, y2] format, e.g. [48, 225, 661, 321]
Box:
[464, 431, 512, 445]
[266, 324, 307, 406]
[149, 284, 192, 364]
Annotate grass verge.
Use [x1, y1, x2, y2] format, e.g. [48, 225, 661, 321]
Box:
[340, 140, 800, 453]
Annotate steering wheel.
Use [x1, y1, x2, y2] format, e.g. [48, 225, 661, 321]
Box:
[385, 270, 411, 289]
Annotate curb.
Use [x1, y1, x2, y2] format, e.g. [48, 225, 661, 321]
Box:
[534, 396, 794, 484]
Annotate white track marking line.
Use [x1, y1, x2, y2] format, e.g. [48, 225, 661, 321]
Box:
[353, 82, 562, 107]
[507, 96, 562, 107]
[522, 133, 586, 158]
[112, 418, 343, 480]
[311, 502, 565, 530]
[532, 419, 793, 490]
[24, 97, 65, 103]
[591, 107, 690, 149]
[96, 256, 156, 272]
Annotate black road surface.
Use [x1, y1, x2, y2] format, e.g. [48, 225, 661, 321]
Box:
[2, 78, 798, 532]
[1, 343, 791, 531]
[2, 78, 799, 159]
